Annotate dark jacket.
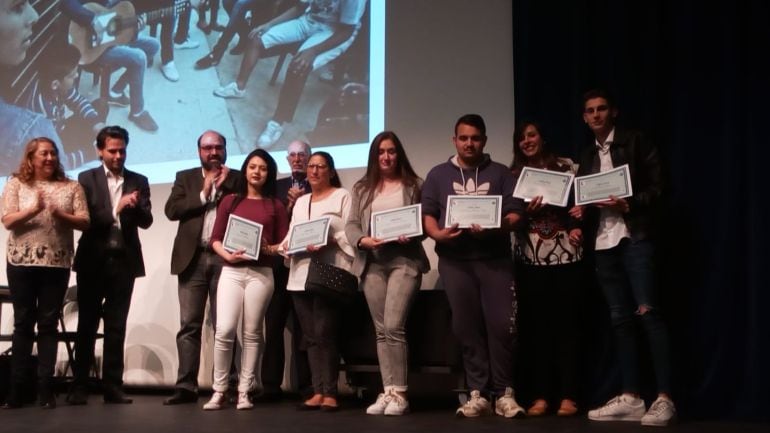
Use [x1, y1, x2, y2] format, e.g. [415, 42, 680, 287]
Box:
[577, 127, 664, 246]
[164, 167, 241, 275]
[74, 166, 153, 278]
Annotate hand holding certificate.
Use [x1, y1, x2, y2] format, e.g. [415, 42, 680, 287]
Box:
[370, 204, 423, 243]
[286, 216, 331, 254]
[513, 167, 574, 207]
[222, 214, 263, 260]
[574, 164, 633, 206]
[445, 195, 502, 229]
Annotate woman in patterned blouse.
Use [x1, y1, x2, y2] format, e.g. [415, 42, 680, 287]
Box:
[1, 137, 89, 408]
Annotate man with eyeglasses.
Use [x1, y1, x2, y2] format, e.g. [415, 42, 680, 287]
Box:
[162, 130, 241, 405]
[255, 139, 313, 402]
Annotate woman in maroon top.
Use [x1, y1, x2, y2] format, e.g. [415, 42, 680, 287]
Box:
[202, 149, 288, 410]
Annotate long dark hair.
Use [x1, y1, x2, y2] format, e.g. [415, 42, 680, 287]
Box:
[509, 120, 559, 176]
[353, 131, 421, 210]
[310, 151, 342, 188]
[228, 148, 278, 213]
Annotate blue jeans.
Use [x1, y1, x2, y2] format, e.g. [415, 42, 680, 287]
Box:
[96, 36, 160, 115]
[595, 238, 672, 394]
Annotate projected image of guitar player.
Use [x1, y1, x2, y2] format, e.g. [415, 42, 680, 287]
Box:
[0, 0, 373, 179]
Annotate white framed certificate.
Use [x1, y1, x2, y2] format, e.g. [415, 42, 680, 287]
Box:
[574, 164, 634, 206]
[513, 167, 575, 207]
[286, 216, 331, 254]
[222, 214, 263, 260]
[370, 204, 423, 242]
[445, 195, 502, 229]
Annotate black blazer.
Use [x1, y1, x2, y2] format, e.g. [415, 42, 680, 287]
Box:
[74, 166, 153, 278]
[577, 127, 664, 245]
[164, 167, 241, 275]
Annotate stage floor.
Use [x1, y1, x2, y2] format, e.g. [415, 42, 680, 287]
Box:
[1, 393, 767, 433]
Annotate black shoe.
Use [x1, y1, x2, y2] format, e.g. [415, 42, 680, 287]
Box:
[194, 53, 220, 70]
[66, 384, 88, 405]
[108, 92, 130, 107]
[103, 386, 133, 404]
[129, 110, 159, 132]
[38, 379, 56, 409]
[2, 386, 23, 409]
[163, 389, 198, 405]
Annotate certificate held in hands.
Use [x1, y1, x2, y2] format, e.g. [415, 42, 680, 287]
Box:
[574, 164, 634, 205]
[513, 167, 574, 207]
[445, 195, 502, 229]
[287, 216, 331, 254]
[370, 204, 423, 242]
[223, 214, 263, 260]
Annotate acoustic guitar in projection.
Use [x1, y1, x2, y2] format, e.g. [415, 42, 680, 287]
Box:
[70, 1, 189, 65]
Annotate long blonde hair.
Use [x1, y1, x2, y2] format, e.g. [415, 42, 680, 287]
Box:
[12, 137, 67, 184]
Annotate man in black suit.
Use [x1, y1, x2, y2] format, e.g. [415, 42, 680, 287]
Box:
[162, 130, 241, 405]
[257, 139, 313, 401]
[68, 125, 153, 404]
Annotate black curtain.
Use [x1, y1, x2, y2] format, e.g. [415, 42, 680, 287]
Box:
[513, 0, 770, 421]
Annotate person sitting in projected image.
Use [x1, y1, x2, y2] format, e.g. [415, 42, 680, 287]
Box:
[60, 0, 161, 132]
[27, 43, 106, 170]
[0, 0, 61, 176]
[212, 0, 367, 149]
[194, 0, 272, 71]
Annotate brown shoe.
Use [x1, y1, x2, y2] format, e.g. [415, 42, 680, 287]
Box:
[527, 399, 548, 416]
[557, 399, 578, 416]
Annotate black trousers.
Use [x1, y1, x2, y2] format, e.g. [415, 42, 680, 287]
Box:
[74, 254, 135, 387]
[6, 264, 69, 384]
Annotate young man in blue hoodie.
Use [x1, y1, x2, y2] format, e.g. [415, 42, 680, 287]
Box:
[421, 114, 525, 418]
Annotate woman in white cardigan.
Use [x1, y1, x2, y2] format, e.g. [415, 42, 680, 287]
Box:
[283, 151, 353, 412]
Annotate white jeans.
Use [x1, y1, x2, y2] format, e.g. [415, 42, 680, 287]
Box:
[212, 265, 274, 392]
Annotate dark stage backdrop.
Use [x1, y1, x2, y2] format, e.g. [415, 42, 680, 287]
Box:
[512, 0, 770, 421]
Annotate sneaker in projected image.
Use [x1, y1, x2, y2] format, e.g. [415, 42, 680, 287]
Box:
[213, 82, 245, 99]
[256, 120, 283, 149]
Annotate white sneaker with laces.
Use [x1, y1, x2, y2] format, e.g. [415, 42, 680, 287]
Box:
[161, 61, 180, 82]
[456, 390, 492, 418]
[366, 391, 392, 415]
[256, 120, 283, 149]
[174, 37, 200, 50]
[213, 82, 246, 99]
[588, 394, 645, 421]
[384, 393, 409, 416]
[236, 392, 253, 410]
[203, 391, 226, 410]
[495, 387, 525, 418]
[641, 397, 675, 426]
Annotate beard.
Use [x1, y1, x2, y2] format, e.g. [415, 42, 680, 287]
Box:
[202, 157, 223, 171]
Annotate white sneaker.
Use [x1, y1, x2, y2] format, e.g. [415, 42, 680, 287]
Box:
[588, 394, 645, 421]
[384, 393, 409, 416]
[161, 61, 180, 82]
[641, 397, 676, 427]
[236, 392, 253, 410]
[203, 391, 226, 410]
[366, 391, 392, 415]
[456, 390, 492, 418]
[256, 120, 283, 149]
[495, 387, 525, 418]
[213, 82, 245, 99]
[174, 37, 200, 50]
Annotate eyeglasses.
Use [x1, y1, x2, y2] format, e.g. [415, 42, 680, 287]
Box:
[288, 152, 307, 158]
[200, 145, 225, 152]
